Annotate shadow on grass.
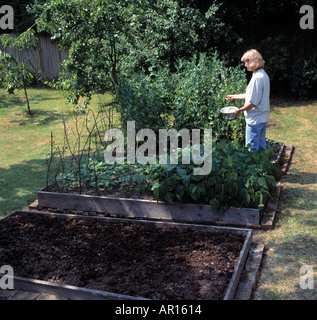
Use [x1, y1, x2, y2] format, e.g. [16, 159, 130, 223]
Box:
[286, 171, 317, 185]
[258, 198, 317, 299]
[0, 158, 49, 217]
[0, 94, 26, 110]
[9, 109, 74, 126]
[271, 96, 317, 109]
[0, 89, 59, 108]
[258, 238, 317, 300]
[278, 185, 317, 214]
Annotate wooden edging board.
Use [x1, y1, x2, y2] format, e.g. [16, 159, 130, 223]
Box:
[37, 188, 262, 225]
[0, 210, 252, 300]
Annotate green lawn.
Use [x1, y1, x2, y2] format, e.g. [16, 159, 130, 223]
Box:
[254, 98, 317, 300]
[0, 88, 114, 216]
[0, 89, 316, 299]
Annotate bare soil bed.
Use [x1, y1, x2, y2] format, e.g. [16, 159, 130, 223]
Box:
[46, 181, 157, 200]
[0, 212, 246, 300]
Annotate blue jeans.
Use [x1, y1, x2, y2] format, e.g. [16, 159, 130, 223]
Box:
[245, 123, 267, 152]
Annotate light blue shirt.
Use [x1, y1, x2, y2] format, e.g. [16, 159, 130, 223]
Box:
[244, 68, 270, 125]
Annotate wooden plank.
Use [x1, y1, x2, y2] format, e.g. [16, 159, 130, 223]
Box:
[7, 290, 41, 300]
[272, 143, 285, 165]
[223, 230, 253, 300]
[37, 189, 262, 225]
[10, 275, 148, 301]
[0, 33, 66, 79]
[234, 243, 265, 300]
[30, 210, 253, 235]
[37, 293, 67, 300]
[0, 290, 12, 300]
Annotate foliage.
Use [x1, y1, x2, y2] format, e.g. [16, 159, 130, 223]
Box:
[115, 71, 171, 135]
[150, 141, 282, 212]
[0, 30, 38, 115]
[290, 55, 317, 100]
[36, 0, 133, 104]
[169, 53, 246, 141]
[7, 0, 317, 100]
[35, 0, 238, 104]
[57, 158, 154, 195]
[54, 140, 282, 212]
[2, 0, 41, 33]
[115, 53, 247, 143]
[118, 0, 232, 74]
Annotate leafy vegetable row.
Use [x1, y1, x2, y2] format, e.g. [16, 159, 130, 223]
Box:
[56, 140, 282, 212]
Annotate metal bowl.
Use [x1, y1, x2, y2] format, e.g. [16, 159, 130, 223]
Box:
[220, 106, 239, 120]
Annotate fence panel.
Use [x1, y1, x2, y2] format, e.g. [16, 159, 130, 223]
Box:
[0, 33, 67, 79]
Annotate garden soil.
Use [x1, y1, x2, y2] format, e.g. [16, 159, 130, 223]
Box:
[0, 212, 245, 300]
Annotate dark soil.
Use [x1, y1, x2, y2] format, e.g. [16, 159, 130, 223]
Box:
[0, 212, 246, 300]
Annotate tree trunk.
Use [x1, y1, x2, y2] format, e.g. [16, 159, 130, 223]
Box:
[22, 77, 32, 115]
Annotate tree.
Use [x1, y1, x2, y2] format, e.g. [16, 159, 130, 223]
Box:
[36, 0, 134, 105]
[0, 29, 38, 115]
[118, 0, 235, 74]
[35, 0, 237, 105]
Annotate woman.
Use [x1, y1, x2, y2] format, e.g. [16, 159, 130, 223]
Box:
[226, 49, 270, 152]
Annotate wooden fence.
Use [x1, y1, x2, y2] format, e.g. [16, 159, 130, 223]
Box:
[0, 33, 68, 79]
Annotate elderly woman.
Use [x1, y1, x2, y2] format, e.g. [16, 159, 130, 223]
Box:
[226, 49, 270, 152]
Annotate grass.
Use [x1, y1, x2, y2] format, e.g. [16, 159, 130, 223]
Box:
[0, 89, 317, 299]
[0, 88, 115, 216]
[253, 98, 317, 300]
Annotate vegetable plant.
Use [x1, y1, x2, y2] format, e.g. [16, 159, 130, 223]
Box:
[149, 140, 282, 212]
[53, 140, 282, 212]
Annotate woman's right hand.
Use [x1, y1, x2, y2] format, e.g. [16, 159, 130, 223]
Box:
[226, 95, 234, 101]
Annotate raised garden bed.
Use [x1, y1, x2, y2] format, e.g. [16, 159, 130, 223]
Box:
[0, 211, 252, 300]
[37, 142, 289, 228]
[38, 186, 264, 225]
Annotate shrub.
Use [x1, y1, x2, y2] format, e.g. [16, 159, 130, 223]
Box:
[169, 53, 246, 142]
[115, 71, 171, 135]
[115, 53, 247, 143]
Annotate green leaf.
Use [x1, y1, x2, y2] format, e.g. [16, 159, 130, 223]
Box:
[175, 184, 184, 201]
[209, 198, 220, 210]
[181, 174, 191, 187]
[164, 192, 174, 203]
[151, 180, 161, 200]
[176, 167, 187, 176]
[258, 177, 268, 189]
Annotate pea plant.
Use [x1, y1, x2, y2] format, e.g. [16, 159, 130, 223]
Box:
[115, 53, 247, 143]
[46, 104, 117, 194]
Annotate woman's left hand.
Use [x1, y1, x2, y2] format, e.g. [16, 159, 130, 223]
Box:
[234, 109, 242, 117]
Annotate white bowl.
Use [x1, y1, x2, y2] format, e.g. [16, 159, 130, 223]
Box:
[220, 106, 239, 120]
